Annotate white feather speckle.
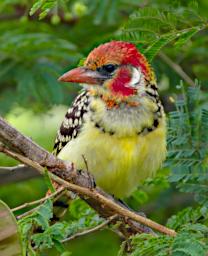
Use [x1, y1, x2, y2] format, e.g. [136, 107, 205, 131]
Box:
[129, 67, 141, 87]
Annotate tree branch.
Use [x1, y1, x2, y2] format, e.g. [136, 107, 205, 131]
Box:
[0, 117, 67, 169]
[0, 165, 40, 184]
[0, 116, 177, 237]
[159, 52, 195, 87]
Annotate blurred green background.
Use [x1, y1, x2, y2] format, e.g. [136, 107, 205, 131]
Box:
[0, 0, 208, 255]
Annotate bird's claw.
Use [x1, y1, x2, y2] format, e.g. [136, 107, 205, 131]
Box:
[76, 169, 96, 189]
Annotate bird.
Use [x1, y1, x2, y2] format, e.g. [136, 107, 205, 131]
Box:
[53, 40, 166, 199]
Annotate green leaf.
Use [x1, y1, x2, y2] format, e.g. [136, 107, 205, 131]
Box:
[144, 27, 202, 62]
[53, 239, 65, 253]
[125, 224, 208, 256]
[29, 0, 44, 16]
[30, 0, 58, 19]
[121, 5, 207, 61]
[44, 168, 56, 193]
[174, 27, 200, 49]
[172, 232, 207, 256]
[36, 199, 53, 229]
[167, 207, 203, 230]
[167, 82, 208, 205]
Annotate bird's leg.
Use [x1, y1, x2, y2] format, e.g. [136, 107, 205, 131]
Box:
[76, 154, 96, 189]
[77, 169, 96, 189]
[82, 154, 89, 172]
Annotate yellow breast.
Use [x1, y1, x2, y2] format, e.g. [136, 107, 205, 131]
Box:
[58, 118, 166, 198]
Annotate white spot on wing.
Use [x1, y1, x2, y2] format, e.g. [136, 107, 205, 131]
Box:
[73, 130, 77, 137]
[74, 119, 79, 126]
[68, 119, 73, 126]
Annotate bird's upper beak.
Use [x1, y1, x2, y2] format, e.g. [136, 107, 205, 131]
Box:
[58, 67, 107, 85]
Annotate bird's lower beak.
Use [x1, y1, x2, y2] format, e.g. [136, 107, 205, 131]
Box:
[58, 67, 106, 85]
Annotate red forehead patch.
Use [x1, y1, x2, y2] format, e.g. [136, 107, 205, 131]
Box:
[85, 41, 150, 77]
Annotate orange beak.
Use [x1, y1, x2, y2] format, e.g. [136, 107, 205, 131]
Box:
[58, 67, 107, 85]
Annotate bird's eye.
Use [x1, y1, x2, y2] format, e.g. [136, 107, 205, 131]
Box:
[102, 64, 117, 73]
[96, 64, 118, 77]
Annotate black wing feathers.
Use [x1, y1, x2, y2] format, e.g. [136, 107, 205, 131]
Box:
[53, 90, 90, 155]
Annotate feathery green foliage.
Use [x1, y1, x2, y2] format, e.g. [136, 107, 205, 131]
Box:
[30, 0, 138, 24]
[30, 0, 59, 19]
[119, 224, 208, 256]
[18, 198, 102, 255]
[167, 82, 208, 206]
[167, 206, 208, 231]
[0, 21, 81, 113]
[120, 3, 207, 61]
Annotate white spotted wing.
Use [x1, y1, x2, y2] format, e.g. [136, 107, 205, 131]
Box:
[53, 90, 90, 155]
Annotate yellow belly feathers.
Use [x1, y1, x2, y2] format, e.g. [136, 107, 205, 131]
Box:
[58, 119, 166, 198]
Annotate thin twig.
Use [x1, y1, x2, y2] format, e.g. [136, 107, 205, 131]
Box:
[0, 164, 25, 172]
[16, 188, 66, 219]
[62, 215, 118, 243]
[0, 144, 177, 237]
[159, 52, 195, 87]
[16, 205, 40, 219]
[12, 187, 65, 212]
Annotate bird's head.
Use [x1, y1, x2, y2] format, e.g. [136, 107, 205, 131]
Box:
[59, 41, 156, 106]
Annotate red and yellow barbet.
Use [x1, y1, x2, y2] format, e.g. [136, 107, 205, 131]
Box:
[54, 41, 166, 198]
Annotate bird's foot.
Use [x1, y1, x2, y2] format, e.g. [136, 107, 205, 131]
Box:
[76, 169, 96, 189]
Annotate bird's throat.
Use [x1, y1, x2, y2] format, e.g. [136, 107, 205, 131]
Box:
[89, 93, 163, 138]
[101, 94, 140, 109]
